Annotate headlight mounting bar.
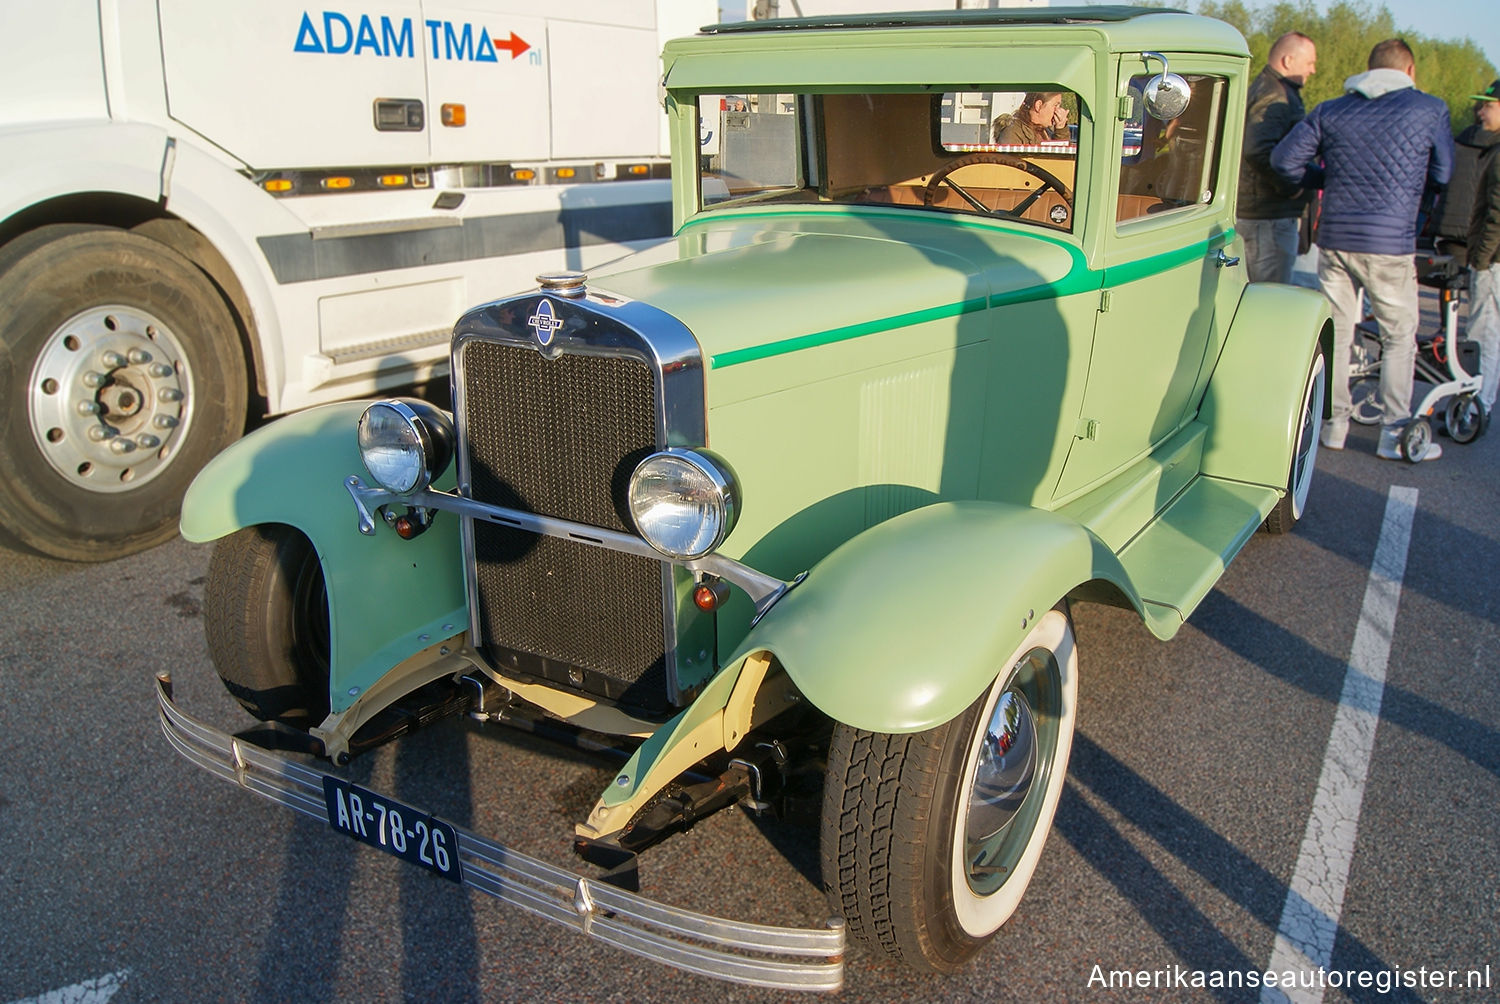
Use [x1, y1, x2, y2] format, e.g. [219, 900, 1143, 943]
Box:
[345, 476, 793, 619]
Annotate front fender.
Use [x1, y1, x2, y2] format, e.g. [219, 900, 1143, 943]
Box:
[725, 501, 1140, 734]
[181, 402, 467, 712]
[1199, 282, 1333, 487]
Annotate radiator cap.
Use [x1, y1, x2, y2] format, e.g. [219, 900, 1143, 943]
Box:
[536, 271, 587, 298]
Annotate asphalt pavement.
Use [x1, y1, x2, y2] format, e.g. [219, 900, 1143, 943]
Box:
[1, 396, 1497, 1003]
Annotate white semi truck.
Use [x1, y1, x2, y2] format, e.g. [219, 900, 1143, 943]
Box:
[0, 0, 713, 560]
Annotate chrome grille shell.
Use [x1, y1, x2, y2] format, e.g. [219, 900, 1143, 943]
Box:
[451, 288, 706, 715]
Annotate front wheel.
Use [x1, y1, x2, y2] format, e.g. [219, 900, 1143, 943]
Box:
[0, 225, 247, 561]
[820, 607, 1077, 972]
[203, 524, 331, 729]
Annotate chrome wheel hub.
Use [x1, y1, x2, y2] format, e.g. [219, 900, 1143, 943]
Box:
[28, 306, 193, 493]
[964, 687, 1038, 884]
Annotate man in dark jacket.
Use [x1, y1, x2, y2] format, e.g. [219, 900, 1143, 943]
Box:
[1466, 80, 1500, 414]
[1272, 38, 1454, 461]
[1237, 32, 1318, 283]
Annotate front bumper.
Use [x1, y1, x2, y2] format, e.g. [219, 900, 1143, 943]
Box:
[155, 675, 845, 992]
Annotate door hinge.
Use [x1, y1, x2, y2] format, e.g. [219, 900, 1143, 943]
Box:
[1099, 289, 1112, 313]
[1075, 418, 1100, 441]
[1118, 95, 1135, 120]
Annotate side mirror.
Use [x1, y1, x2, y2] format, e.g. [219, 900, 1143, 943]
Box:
[1141, 52, 1190, 121]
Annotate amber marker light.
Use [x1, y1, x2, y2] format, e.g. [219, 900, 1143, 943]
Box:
[262, 178, 293, 193]
[377, 174, 409, 188]
[694, 579, 731, 612]
[322, 176, 354, 190]
[623, 164, 650, 176]
[512, 168, 536, 181]
[441, 103, 466, 127]
[555, 167, 576, 179]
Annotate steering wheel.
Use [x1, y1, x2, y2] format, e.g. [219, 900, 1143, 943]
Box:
[921, 152, 1074, 221]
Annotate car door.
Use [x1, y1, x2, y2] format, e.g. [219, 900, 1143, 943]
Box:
[1055, 56, 1245, 499]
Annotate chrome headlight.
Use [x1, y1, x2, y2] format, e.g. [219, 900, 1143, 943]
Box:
[627, 449, 739, 560]
[357, 399, 455, 494]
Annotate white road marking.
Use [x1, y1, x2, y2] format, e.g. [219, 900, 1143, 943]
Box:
[4, 971, 130, 1004]
[1262, 486, 1418, 1004]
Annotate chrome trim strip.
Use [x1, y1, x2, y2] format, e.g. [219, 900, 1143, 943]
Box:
[155, 677, 844, 992]
[348, 477, 791, 618]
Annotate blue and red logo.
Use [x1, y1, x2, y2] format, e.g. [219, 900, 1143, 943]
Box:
[294, 10, 531, 62]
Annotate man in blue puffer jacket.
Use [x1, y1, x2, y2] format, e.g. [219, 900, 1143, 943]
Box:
[1272, 38, 1454, 461]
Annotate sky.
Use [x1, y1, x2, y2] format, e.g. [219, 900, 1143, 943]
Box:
[1098, 0, 1498, 72]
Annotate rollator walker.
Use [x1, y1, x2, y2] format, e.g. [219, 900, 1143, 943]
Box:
[1349, 249, 1488, 461]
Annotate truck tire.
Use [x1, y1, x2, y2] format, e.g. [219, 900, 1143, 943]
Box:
[820, 606, 1077, 972]
[204, 524, 331, 729]
[0, 224, 248, 561]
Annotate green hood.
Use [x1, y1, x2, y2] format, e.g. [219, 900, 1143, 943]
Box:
[593, 209, 1088, 370]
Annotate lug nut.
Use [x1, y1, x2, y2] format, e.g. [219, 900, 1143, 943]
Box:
[127, 348, 151, 365]
[87, 426, 110, 442]
[157, 387, 184, 402]
[153, 414, 179, 429]
[101, 351, 126, 369]
[109, 438, 134, 454]
[77, 401, 100, 416]
[82, 371, 105, 389]
[149, 363, 174, 379]
[137, 434, 161, 449]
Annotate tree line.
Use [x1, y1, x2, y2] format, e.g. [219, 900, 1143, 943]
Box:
[1192, 0, 1497, 134]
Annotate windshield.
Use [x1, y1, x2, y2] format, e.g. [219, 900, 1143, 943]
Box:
[697, 89, 1080, 232]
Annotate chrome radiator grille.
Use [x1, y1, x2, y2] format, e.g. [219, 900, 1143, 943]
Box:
[459, 338, 670, 715]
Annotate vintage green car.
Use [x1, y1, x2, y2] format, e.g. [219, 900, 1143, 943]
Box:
[158, 6, 1332, 992]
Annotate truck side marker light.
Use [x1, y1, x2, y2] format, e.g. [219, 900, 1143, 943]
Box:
[441, 103, 467, 127]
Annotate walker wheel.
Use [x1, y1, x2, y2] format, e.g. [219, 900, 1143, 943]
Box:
[1400, 418, 1433, 462]
[1350, 376, 1382, 425]
[1444, 394, 1487, 444]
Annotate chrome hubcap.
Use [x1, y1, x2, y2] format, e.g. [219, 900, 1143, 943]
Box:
[1291, 359, 1324, 515]
[966, 690, 1038, 861]
[962, 645, 1060, 897]
[28, 306, 193, 493]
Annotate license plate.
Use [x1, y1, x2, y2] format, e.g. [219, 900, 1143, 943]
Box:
[322, 777, 463, 882]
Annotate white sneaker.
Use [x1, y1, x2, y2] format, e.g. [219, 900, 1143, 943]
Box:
[1320, 418, 1348, 449]
[1377, 427, 1443, 461]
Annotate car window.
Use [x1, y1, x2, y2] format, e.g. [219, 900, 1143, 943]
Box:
[1116, 73, 1229, 225]
[697, 89, 1081, 232]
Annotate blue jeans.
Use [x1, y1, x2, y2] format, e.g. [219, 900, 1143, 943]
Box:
[1468, 264, 1500, 411]
[1238, 216, 1299, 284]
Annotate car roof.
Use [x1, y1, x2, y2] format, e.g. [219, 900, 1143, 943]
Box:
[702, 5, 1177, 34]
[663, 10, 1247, 96]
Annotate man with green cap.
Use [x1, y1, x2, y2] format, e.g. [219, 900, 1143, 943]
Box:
[1466, 79, 1500, 416]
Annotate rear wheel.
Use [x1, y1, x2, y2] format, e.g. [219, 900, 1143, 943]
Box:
[1265, 352, 1325, 535]
[1444, 393, 1487, 444]
[820, 607, 1076, 972]
[204, 524, 331, 729]
[0, 225, 247, 561]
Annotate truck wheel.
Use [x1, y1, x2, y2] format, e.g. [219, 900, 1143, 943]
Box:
[820, 607, 1077, 972]
[203, 524, 331, 729]
[1264, 351, 1325, 535]
[0, 225, 247, 561]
